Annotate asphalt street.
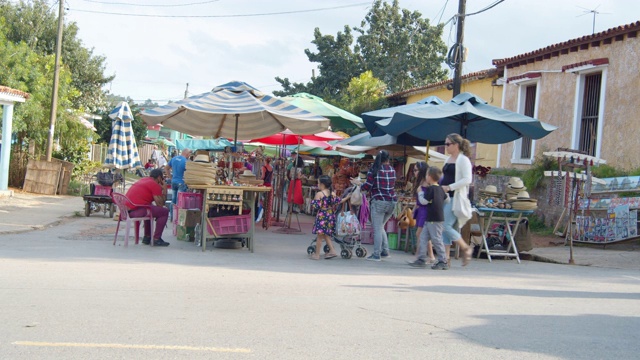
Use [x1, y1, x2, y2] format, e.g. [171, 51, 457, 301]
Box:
[0, 215, 639, 359]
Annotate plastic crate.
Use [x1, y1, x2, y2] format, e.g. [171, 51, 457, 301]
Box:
[206, 214, 251, 236]
[172, 205, 180, 225]
[177, 192, 203, 210]
[94, 184, 112, 196]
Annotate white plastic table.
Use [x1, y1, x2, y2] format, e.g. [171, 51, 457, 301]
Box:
[475, 207, 534, 264]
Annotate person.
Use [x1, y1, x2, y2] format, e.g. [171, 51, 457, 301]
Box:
[287, 152, 304, 212]
[144, 159, 156, 170]
[435, 133, 474, 269]
[125, 169, 170, 246]
[409, 166, 448, 268]
[262, 157, 273, 187]
[410, 162, 436, 264]
[166, 148, 191, 205]
[311, 158, 323, 178]
[152, 146, 168, 168]
[244, 158, 254, 172]
[354, 150, 397, 262]
[310, 175, 341, 260]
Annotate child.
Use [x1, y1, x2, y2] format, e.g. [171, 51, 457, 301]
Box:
[310, 175, 341, 260]
[409, 166, 448, 269]
[410, 162, 436, 264]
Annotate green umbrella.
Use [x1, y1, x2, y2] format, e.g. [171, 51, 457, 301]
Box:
[156, 137, 176, 147]
[281, 93, 364, 130]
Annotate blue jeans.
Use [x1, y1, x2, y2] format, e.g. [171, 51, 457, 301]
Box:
[171, 181, 188, 205]
[370, 199, 397, 256]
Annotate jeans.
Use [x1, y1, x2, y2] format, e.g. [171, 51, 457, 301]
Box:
[417, 221, 443, 261]
[171, 181, 188, 204]
[442, 199, 461, 245]
[370, 199, 397, 256]
[129, 205, 169, 240]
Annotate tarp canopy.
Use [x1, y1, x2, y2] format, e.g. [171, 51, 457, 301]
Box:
[175, 138, 234, 151]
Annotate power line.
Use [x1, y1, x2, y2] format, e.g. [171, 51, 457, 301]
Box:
[433, 0, 450, 24]
[79, 0, 220, 7]
[68, 2, 371, 18]
[465, 0, 505, 17]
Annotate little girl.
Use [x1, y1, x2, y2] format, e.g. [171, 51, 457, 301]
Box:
[410, 162, 436, 266]
[311, 175, 341, 260]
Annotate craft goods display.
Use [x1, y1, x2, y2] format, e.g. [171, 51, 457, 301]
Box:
[506, 177, 526, 200]
[184, 154, 218, 186]
[236, 169, 264, 186]
[508, 190, 538, 211]
[207, 188, 244, 215]
[477, 184, 511, 209]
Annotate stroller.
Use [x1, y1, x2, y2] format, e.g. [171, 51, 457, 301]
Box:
[306, 185, 368, 259]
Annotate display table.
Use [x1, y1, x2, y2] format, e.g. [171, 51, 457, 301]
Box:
[475, 207, 534, 263]
[189, 185, 272, 252]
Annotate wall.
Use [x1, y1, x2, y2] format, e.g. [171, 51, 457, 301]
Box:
[500, 35, 640, 170]
[404, 76, 501, 169]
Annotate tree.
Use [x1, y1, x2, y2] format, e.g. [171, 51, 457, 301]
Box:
[339, 71, 387, 119]
[274, 0, 447, 97]
[95, 94, 149, 146]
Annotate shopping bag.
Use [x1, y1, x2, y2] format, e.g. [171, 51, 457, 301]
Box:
[350, 185, 363, 206]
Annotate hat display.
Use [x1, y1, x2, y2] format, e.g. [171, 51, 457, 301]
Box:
[508, 178, 525, 189]
[240, 170, 255, 177]
[508, 189, 538, 211]
[193, 154, 210, 163]
[479, 185, 501, 195]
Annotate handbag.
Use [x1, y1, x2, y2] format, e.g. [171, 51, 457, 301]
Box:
[349, 185, 363, 206]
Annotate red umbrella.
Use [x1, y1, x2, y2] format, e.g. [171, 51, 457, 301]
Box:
[250, 129, 338, 150]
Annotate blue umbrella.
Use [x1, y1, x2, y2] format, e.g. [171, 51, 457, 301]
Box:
[104, 102, 142, 169]
[362, 96, 445, 137]
[376, 93, 558, 144]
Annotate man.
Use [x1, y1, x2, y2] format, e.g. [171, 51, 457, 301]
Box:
[151, 146, 167, 168]
[166, 148, 191, 205]
[126, 169, 170, 246]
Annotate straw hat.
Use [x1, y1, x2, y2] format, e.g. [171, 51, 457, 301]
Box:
[508, 178, 525, 189]
[511, 201, 538, 211]
[193, 154, 210, 163]
[480, 185, 501, 195]
[240, 170, 255, 177]
[508, 190, 538, 203]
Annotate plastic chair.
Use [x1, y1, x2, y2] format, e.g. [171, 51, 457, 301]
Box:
[111, 192, 155, 247]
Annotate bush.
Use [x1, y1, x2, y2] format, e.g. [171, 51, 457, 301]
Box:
[590, 164, 626, 178]
[489, 168, 524, 177]
[528, 214, 554, 236]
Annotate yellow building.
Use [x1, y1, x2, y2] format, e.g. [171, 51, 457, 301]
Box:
[386, 69, 502, 168]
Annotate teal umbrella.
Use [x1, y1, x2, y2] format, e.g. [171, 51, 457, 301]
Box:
[281, 93, 364, 130]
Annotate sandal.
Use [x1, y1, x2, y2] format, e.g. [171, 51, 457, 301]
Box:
[324, 253, 337, 260]
[462, 248, 472, 266]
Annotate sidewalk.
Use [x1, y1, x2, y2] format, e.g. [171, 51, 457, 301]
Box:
[1, 190, 639, 271]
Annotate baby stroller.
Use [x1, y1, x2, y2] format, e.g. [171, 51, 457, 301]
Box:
[306, 186, 368, 259]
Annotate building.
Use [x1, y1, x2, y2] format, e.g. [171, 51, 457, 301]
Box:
[493, 21, 640, 170]
[386, 69, 503, 168]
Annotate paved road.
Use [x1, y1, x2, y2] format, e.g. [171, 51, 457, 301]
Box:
[0, 215, 639, 359]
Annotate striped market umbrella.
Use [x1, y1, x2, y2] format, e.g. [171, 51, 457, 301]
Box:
[104, 101, 142, 169]
[140, 81, 330, 147]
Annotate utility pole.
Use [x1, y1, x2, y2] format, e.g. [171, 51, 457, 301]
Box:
[45, 0, 64, 161]
[452, 0, 466, 97]
[184, 83, 189, 99]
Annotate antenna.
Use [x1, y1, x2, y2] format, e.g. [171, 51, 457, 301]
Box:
[577, 5, 611, 35]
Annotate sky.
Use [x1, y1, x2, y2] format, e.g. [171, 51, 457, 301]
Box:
[62, 0, 640, 104]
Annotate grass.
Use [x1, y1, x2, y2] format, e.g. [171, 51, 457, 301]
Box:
[67, 180, 89, 197]
[528, 214, 554, 236]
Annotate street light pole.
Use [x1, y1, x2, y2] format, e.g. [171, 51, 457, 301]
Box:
[452, 0, 466, 97]
[45, 0, 64, 161]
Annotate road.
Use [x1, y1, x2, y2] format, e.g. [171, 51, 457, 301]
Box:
[0, 215, 639, 359]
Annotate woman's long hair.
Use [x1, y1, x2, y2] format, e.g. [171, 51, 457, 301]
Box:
[370, 150, 390, 179]
[412, 161, 428, 193]
[447, 133, 472, 157]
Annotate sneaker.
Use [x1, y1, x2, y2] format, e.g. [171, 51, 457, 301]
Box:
[366, 254, 381, 262]
[431, 261, 449, 270]
[142, 236, 151, 245]
[380, 251, 390, 258]
[152, 238, 170, 247]
[408, 259, 426, 268]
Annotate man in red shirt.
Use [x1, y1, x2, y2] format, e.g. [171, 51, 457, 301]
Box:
[126, 169, 170, 246]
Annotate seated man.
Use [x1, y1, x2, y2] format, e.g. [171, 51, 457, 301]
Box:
[125, 169, 170, 246]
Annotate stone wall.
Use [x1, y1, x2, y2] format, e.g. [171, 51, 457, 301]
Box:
[473, 175, 564, 227]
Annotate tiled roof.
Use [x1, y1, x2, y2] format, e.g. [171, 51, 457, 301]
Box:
[562, 58, 609, 72]
[387, 68, 498, 100]
[493, 20, 640, 68]
[0, 85, 30, 100]
[506, 72, 541, 84]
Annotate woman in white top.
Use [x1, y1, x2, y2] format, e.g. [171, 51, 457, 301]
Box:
[433, 133, 474, 269]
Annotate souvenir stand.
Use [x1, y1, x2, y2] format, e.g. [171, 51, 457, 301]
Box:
[543, 149, 607, 263]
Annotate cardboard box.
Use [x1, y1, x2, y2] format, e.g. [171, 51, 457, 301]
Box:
[177, 209, 201, 227]
[176, 225, 195, 241]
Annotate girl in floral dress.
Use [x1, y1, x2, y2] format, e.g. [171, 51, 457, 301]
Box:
[311, 175, 341, 260]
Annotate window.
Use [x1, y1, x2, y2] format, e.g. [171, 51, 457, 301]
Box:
[578, 73, 602, 156]
[512, 80, 539, 164]
[572, 68, 607, 158]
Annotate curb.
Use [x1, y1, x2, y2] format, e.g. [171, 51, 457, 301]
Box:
[0, 215, 78, 236]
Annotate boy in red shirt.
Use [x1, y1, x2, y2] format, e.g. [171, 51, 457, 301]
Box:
[126, 169, 170, 246]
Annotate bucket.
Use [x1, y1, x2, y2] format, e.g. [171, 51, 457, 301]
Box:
[387, 233, 398, 250]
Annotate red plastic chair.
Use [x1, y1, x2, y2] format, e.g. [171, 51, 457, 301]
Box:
[111, 192, 155, 247]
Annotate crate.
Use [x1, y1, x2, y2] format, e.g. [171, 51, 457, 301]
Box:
[177, 192, 203, 210]
[178, 209, 201, 227]
[387, 233, 398, 250]
[206, 214, 251, 236]
[172, 205, 180, 225]
[94, 184, 112, 196]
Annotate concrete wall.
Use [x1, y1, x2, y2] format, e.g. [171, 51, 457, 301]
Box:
[500, 35, 640, 170]
[404, 76, 501, 169]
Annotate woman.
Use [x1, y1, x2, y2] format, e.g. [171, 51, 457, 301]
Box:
[354, 150, 397, 262]
[262, 157, 273, 187]
[433, 133, 474, 269]
[310, 175, 341, 260]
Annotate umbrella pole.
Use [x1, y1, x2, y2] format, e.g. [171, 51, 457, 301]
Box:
[232, 114, 239, 181]
[425, 140, 430, 163]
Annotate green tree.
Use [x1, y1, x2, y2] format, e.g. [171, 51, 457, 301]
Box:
[274, 0, 447, 97]
[339, 71, 387, 118]
[95, 94, 149, 146]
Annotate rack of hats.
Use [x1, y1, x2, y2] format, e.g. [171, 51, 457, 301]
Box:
[476, 177, 538, 211]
